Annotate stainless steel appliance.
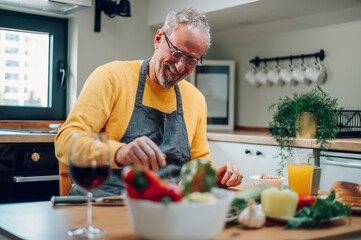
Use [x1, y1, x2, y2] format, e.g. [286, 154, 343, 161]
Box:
[0, 143, 59, 203]
[319, 150, 361, 191]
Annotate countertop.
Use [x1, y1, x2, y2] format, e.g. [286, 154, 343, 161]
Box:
[0, 130, 56, 143]
[0, 186, 360, 240]
[1, 130, 361, 152]
[207, 130, 361, 152]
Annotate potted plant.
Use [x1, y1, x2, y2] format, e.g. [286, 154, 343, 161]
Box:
[268, 84, 340, 177]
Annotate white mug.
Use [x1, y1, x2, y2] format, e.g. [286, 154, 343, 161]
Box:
[292, 63, 307, 85]
[244, 68, 260, 87]
[255, 66, 268, 86]
[266, 65, 281, 86]
[305, 62, 327, 84]
[279, 64, 294, 85]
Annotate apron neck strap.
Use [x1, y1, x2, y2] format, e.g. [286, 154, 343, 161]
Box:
[136, 58, 183, 113]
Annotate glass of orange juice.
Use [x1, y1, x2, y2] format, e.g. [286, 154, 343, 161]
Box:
[287, 156, 314, 194]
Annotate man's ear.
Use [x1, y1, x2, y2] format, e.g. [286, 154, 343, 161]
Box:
[154, 29, 163, 49]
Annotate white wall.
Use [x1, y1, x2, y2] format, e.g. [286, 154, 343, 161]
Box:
[67, 0, 155, 110]
[65, 1, 361, 127]
[3, 1, 359, 125]
[206, 20, 361, 128]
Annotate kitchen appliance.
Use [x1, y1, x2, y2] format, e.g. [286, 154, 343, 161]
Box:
[0, 143, 59, 203]
[319, 150, 361, 191]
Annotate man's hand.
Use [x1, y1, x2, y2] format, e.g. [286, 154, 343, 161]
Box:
[216, 162, 243, 188]
[115, 136, 166, 171]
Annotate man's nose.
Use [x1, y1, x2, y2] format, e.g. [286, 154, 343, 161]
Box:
[174, 57, 187, 74]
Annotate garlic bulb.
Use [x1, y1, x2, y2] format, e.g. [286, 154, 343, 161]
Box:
[238, 198, 265, 228]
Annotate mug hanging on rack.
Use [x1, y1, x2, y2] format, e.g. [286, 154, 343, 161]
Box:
[279, 63, 294, 85]
[244, 67, 260, 87]
[255, 65, 268, 86]
[292, 61, 307, 85]
[248, 49, 326, 86]
[266, 63, 282, 86]
[305, 60, 327, 84]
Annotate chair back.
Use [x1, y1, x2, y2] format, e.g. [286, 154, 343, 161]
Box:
[58, 161, 72, 196]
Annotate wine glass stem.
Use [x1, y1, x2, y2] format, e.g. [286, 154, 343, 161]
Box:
[87, 191, 93, 230]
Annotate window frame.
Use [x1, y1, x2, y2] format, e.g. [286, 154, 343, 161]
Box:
[0, 9, 68, 120]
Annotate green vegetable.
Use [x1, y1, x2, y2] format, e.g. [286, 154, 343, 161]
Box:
[284, 190, 352, 230]
[232, 184, 270, 212]
[278, 185, 293, 191]
[231, 198, 249, 213]
[179, 158, 217, 196]
[237, 183, 271, 202]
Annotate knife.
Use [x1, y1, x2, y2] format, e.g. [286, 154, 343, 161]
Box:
[51, 196, 124, 206]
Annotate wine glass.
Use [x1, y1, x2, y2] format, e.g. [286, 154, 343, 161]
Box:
[67, 132, 111, 239]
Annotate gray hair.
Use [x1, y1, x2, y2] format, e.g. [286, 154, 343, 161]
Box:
[162, 7, 211, 51]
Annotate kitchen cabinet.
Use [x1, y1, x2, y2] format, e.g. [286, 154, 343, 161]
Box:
[0, 133, 59, 203]
[209, 140, 313, 185]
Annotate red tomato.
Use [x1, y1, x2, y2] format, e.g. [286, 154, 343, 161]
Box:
[297, 193, 316, 210]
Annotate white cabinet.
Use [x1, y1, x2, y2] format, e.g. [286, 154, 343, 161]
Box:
[209, 141, 313, 185]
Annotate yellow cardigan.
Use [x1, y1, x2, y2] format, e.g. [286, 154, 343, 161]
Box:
[55, 60, 210, 168]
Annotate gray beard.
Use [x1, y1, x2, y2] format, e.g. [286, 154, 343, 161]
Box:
[158, 62, 186, 89]
[158, 65, 174, 89]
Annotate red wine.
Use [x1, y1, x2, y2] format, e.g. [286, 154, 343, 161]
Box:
[69, 164, 110, 191]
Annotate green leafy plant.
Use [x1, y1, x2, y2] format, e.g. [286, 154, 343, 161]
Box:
[284, 190, 352, 230]
[268, 85, 340, 175]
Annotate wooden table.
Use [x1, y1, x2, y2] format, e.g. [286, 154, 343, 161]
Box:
[0, 187, 360, 240]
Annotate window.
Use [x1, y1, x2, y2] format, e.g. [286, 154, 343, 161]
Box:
[0, 9, 68, 120]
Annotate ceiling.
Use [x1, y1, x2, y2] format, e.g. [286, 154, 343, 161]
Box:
[1, 0, 360, 35]
[206, 0, 361, 32]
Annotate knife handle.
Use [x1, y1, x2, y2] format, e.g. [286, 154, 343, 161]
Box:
[51, 196, 87, 205]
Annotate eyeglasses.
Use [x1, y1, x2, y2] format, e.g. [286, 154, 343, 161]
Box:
[163, 32, 202, 67]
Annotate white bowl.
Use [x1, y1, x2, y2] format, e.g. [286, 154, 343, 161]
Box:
[250, 175, 284, 187]
[125, 188, 235, 240]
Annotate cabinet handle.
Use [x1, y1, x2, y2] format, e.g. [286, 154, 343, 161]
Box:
[256, 151, 262, 156]
[13, 175, 59, 183]
[321, 158, 361, 169]
[245, 149, 251, 154]
[31, 152, 40, 162]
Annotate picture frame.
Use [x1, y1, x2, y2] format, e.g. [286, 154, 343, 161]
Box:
[189, 60, 235, 131]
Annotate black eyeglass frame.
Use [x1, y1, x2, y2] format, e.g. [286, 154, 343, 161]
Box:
[163, 32, 203, 67]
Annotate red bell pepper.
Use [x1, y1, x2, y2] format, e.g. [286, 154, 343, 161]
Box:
[122, 166, 183, 202]
[122, 167, 135, 185]
[126, 185, 141, 199]
[297, 193, 316, 210]
[162, 182, 183, 202]
[141, 171, 165, 201]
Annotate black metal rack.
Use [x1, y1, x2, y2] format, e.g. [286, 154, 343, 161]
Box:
[334, 110, 361, 138]
[249, 49, 325, 67]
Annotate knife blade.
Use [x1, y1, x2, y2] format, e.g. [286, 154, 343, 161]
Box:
[51, 196, 124, 206]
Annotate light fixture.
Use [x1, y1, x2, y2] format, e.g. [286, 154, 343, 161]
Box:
[94, 0, 131, 32]
[117, 0, 131, 17]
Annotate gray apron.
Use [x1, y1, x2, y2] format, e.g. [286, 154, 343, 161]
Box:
[69, 58, 191, 196]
